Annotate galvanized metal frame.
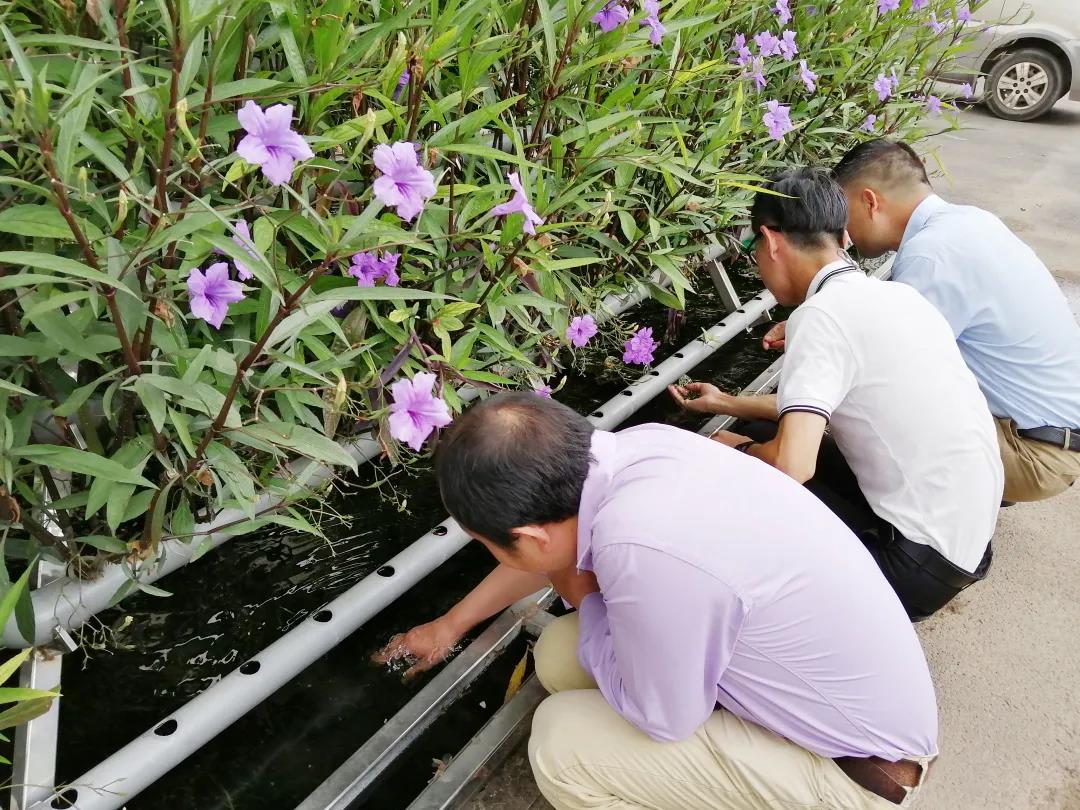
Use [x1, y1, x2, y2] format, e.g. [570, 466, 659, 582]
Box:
[31, 263, 771, 810]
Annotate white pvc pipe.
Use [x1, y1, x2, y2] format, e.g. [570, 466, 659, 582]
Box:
[33, 284, 771, 810]
[2, 281, 656, 649]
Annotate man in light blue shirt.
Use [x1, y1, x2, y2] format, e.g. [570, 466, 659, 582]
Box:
[832, 139, 1080, 503]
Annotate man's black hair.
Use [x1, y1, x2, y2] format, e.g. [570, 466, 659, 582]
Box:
[832, 139, 932, 190]
[749, 168, 848, 250]
[434, 392, 595, 548]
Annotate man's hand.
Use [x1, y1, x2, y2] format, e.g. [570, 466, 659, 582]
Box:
[762, 320, 787, 351]
[668, 382, 734, 415]
[710, 429, 753, 448]
[548, 566, 600, 610]
[372, 616, 464, 679]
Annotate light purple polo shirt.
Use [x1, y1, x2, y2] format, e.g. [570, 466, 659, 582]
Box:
[575, 424, 939, 761]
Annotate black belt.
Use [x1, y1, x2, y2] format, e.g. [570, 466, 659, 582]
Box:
[1017, 425, 1080, 452]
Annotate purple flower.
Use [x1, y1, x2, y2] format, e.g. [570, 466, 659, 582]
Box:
[961, 82, 974, 99]
[640, 0, 665, 45]
[187, 262, 245, 329]
[622, 327, 658, 365]
[393, 70, 410, 102]
[806, 4, 817, 14]
[955, 5, 972, 22]
[911, 0, 928, 8]
[349, 250, 401, 287]
[490, 172, 545, 235]
[861, 114, 878, 132]
[735, 45, 755, 67]
[213, 220, 259, 281]
[533, 384, 553, 398]
[874, 74, 893, 102]
[763, 100, 793, 140]
[754, 31, 781, 57]
[891, 67, 901, 90]
[877, 0, 900, 12]
[372, 142, 437, 221]
[799, 60, 818, 92]
[748, 58, 767, 90]
[566, 314, 598, 347]
[593, 1, 630, 32]
[926, 94, 943, 115]
[388, 372, 453, 451]
[732, 33, 746, 51]
[773, 0, 792, 23]
[779, 30, 798, 61]
[928, 12, 947, 33]
[236, 101, 314, 187]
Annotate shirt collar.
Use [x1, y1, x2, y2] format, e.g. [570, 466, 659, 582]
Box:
[806, 257, 861, 298]
[575, 430, 617, 571]
[900, 194, 946, 249]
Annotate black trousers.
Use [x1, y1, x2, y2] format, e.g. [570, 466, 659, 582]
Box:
[741, 421, 993, 621]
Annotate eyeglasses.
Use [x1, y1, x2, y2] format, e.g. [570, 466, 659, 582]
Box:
[741, 225, 784, 250]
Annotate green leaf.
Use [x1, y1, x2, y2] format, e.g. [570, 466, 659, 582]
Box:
[170, 498, 195, 540]
[134, 378, 168, 432]
[136, 582, 173, 598]
[14, 446, 155, 488]
[236, 422, 358, 471]
[0, 206, 104, 242]
[0, 697, 54, 732]
[0, 252, 136, 297]
[0, 564, 33, 641]
[0, 650, 32, 685]
[105, 485, 135, 532]
[0, 687, 60, 703]
[78, 535, 129, 554]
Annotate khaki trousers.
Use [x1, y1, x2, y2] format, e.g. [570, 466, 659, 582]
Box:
[995, 418, 1080, 502]
[529, 614, 931, 810]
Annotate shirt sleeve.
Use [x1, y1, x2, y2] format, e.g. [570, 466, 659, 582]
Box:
[776, 306, 857, 422]
[576, 543, 747, 742]
[892, 252, 974, 338]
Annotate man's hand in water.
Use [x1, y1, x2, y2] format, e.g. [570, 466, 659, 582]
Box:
[548, 565, 599, 610]
[668, 382, 733, 415]
[762, 320, 786, 351]
[373, 616, 464, 679]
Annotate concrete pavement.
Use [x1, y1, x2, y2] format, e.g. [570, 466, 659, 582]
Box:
[466, 100, 1080, 810]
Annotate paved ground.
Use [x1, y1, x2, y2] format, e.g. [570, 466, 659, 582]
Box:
[467, 99, 1080, 810]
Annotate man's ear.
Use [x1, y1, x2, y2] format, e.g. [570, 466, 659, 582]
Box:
[761, 225, 783, 261]
[862, 186, 881, 216]
[510, 524, 549, 549]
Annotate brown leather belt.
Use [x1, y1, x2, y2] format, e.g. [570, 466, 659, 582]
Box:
[834, 756, 923, 805]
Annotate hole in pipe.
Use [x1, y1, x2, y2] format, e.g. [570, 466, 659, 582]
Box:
[432, 525, 448, 536]
[240, 660, 261, 675]
[313, 609, 333, 623]
[673, 353, 684, 359]
[51, 790, 78, 809]
[377, 565, 395, 577]
[592, 410, 604, 418]
[154, 719, 178, 737]
[620, 390, 633, 397]
[648, 371, 660, 377]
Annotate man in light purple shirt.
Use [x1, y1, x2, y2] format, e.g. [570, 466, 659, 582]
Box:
[381, 392, 938, 809]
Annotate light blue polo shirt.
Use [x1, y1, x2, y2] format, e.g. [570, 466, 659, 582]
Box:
[893, 195, 1080, 430]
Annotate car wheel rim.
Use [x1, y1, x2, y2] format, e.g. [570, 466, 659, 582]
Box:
[996, 62, 1051, 110]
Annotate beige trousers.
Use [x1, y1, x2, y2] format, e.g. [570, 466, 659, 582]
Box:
[995, 418, 1080, 502]
[529, 614, 931, 810]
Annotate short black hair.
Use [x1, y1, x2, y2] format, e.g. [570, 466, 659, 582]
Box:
[832, 139, 931, 190]
[434, 392, 595, 548]
[749, 168, 847, 250]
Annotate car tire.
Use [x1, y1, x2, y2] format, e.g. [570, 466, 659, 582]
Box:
[984, 47, 1064, 121]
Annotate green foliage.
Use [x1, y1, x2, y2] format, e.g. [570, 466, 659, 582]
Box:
[0, 0, 974, 580]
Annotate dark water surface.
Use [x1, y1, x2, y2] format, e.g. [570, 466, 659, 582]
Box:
[56, 268, 783, 809]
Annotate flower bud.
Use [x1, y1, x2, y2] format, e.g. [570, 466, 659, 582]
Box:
[77, 167, 90, 199]
[12, 89, 25, 131]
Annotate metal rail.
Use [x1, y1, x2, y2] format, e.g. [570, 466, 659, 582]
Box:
[32, 278, 774, 810]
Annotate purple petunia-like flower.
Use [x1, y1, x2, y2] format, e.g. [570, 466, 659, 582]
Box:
[779, 30, 798, 61]
[911, 0, 928, 8]
[961, 82, 975, 99]
[187, 262, 245, 329]
[733, 33, 747, 51]
[763, 100, 794, 141]
[640, 0, 665, 45]
[799, 60, 818, 92]
[955, 5, 972, 22]
[748, 58, 768, 90]
[874, 74, 894, 102]
[926, 94, 943, 114]
[348, 250, 401, 287]
[877, 0, 900, 12]
[388, 372, 453, 452]
[928, 12, 947, 33]
[533, 384, 553, 398]
[755, 31, 781, 57]
[213, 220, 259, 281]
[623, 327, 658, 365]
[593, 0, 630, 32]
[490, 172, 545, 235]
[861, 114, 878, 132]
[236, 101, 314, 187]
[373, 142, 437, 222]
[735, 44, 755, 67]
[566, 314, 599, 347]
[393, 70, 410, 102]
[773, 0, 792, 23]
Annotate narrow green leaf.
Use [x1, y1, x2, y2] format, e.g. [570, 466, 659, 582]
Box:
[14, 446, 154, 488]
[0, 697, 54, 731]
[0, 650, 33, 685]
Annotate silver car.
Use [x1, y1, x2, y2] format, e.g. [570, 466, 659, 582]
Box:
[947, 0, 1080, 121]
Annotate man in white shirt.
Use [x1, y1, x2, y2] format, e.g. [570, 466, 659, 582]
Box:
[831, 139, 1080, 503]
[671, 169, 1003, 620]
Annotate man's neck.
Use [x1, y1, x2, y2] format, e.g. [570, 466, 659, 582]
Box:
[889, 188, 933, 250]
[791, 248, 852, 303]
